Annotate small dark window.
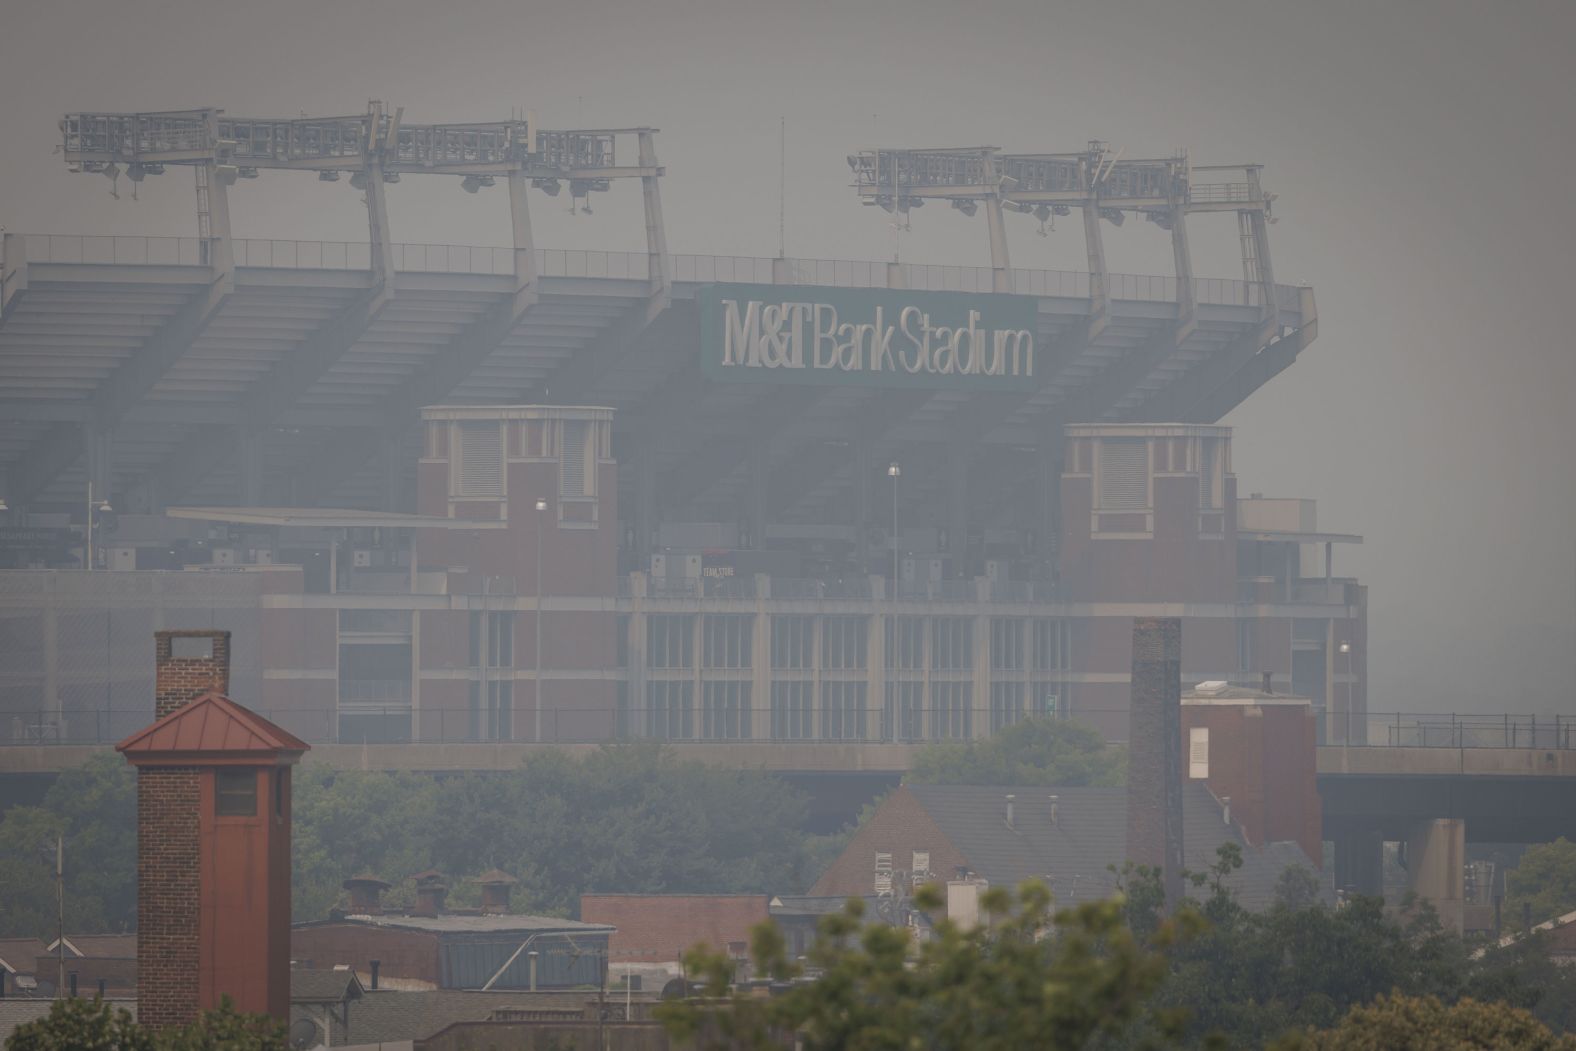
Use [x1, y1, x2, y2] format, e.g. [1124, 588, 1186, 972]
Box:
[216, 769, 257, 817]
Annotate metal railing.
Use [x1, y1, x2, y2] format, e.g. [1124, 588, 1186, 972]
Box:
[6, 233, 1303, 308]
[6, 706, 1573, 751]
[1341, 713, 1576, 750]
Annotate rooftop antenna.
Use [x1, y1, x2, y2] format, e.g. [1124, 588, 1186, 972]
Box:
[777, 115, 786, 260]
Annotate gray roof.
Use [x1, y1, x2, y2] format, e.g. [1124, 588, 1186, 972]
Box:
[296, 989, 606, 1046]
[0, 938, 48, 974]
[291, 967, 366, 1004]
[905, 783, 1318, 911]
[297, 913, 614, 936]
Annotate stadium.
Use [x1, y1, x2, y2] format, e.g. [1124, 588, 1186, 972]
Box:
[0, 105, 1359, 753]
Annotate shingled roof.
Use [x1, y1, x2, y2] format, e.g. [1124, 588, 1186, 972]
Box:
[902, 782, 1317, 911]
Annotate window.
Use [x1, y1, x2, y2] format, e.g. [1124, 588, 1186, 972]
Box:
[456, 422, 503, 498]
[1034, 619, 1069, 672]
[703, 615, 753, 670]
[771, 616, 814, 669]
[469, 680, 513, 741]
[821, 617, 868, 670]
[885, 680, 924, 741]
[885, 617, 924, 670]
[820, 681, 868, 741]
[931, 618, 972, 672]
[932, 682, 972, 740]
[560, 419, 591, 497]
[771, 682, 813, 740]
[1198, 439, 1218, 510]
[647, 680, 693, 739]
[216, 768, 257, 817]
[1098, 439, 1148, 511]
[990, 681, 1025, 733]
[990, 618, 1025, 671]
[470, 612, 514, 669]
[648, 616, 694, 669]
[702, 681, 751, 740]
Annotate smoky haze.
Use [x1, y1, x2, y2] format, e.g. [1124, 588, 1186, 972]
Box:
[1, 0, 1572, 713]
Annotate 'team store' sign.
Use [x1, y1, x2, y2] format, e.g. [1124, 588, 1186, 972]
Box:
[698, 284, 1039, 391]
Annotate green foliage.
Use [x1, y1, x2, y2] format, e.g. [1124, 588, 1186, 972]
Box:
[1508, 838, 1576, 928]
[1272, 991, 1576, 1051]
[292, 743, 818, 919]
[0, 753, 136, 938]
[659, 881, 1195, 1051]
[4, 996, 283, 1051]
[907, 717, 1126, 787]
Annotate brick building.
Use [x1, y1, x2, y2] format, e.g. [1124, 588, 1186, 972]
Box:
[811, 783, 1317, 911]
[579, 894, 770, 965]
[115, 629, 306, 1028]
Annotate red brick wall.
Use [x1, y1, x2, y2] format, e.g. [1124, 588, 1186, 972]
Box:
[1181, 703, 1321, 864]
[136, 766, 201, 1029]
[154, 631, 231, 719]
[579, 895, 769, 963]
[810, 787, 964, 898]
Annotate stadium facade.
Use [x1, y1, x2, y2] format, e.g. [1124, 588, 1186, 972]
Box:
[0, 107, 1361, 748]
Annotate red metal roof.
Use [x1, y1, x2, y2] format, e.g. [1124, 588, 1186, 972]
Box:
[116, 691, 308, 764]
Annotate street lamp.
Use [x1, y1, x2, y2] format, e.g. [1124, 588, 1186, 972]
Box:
[534, 497, 548, 743]
[85, 482, 112, 571]
[887, 463, 901, 594]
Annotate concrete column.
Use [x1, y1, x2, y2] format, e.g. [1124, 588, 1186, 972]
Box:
[1406, 818, 1466, 933]
[868, 611, 886, 741]
[972, 611, 990, 740]
[1081, 200, 1109, 341]
[1334, 828, 1384, 898]
[984, 196, 1012, 295]
[1128, 617, 1184, 911]
[885, 262, 907, 289]
[626, 589, 647, 738]
[506, 170, 537, 294]
[1170, 205, 1195, 344]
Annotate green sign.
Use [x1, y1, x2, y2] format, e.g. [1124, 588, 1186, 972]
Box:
[698, 283, 1040, 390]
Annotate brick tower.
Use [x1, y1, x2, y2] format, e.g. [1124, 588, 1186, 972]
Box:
[116, 630, 307, 1028]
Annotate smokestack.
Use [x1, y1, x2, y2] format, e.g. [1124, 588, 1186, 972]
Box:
[410, 871, 449, 916]
[473, 869, 518, 915]
[154, 630, 231, 719]
[1004, 794, 1016, 827]
[1127, 617, 1184, 912]
[342, 874, 392, 915]
[370, 960, 380, 990]
[527, 950, 539, 991]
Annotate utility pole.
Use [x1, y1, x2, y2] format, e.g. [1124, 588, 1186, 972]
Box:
[56, 835, 65, 998]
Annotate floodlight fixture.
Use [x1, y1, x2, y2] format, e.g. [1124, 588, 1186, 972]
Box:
[533, 177, 561, 196]
[318, 170, 340, 182]
[951, 198, 978, 218]
[887, 462, 901, 478]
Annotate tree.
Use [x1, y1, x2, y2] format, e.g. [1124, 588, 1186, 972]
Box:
[1507, 838, 1576, 928]
[659, 882, 1195, 1051]
[5, 996, 283, 1051]
[0, 753, 137, 938]
[907, 717, 1126, 787]
[1272, 992, 1576, 1051]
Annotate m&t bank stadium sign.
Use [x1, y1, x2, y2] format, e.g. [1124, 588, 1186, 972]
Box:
[698, 284, 1039, 390]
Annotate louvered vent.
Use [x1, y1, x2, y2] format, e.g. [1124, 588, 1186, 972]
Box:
[457, 422, 503, 498]
[560, 419, 589, 497]
[1098, 439, 1148, 510]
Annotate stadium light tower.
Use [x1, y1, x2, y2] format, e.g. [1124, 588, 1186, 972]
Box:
[847, 142, 1280, 340]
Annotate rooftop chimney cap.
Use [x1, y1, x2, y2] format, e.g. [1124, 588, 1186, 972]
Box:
[470, 869, 518, 887]
[409, 868, 448, 887]
[342, 873, 392, 892]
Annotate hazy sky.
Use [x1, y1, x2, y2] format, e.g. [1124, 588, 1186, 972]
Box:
[2, 0, 1573, 712]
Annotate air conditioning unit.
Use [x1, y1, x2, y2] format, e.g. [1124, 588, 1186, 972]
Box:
[250, 549, 274, 565]
[211, 547, 236, 566]
[109, 546, 138, 571]
[352, 549, 372, 568]
[680, 554, 702, 578]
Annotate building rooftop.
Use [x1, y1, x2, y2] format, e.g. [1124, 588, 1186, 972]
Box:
[299, 913, 614, 936]
[0, 939, 48, 974]
[47, 934, 137, 959]
[903, 782, 1317, 911]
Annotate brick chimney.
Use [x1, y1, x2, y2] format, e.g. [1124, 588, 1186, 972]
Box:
[343, 874, 391, 915]
[154, 630, 231, 718]
[411, 871, 449, 916]
[473, 870, 518, 915]
[1127, 617, 1184, 911]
